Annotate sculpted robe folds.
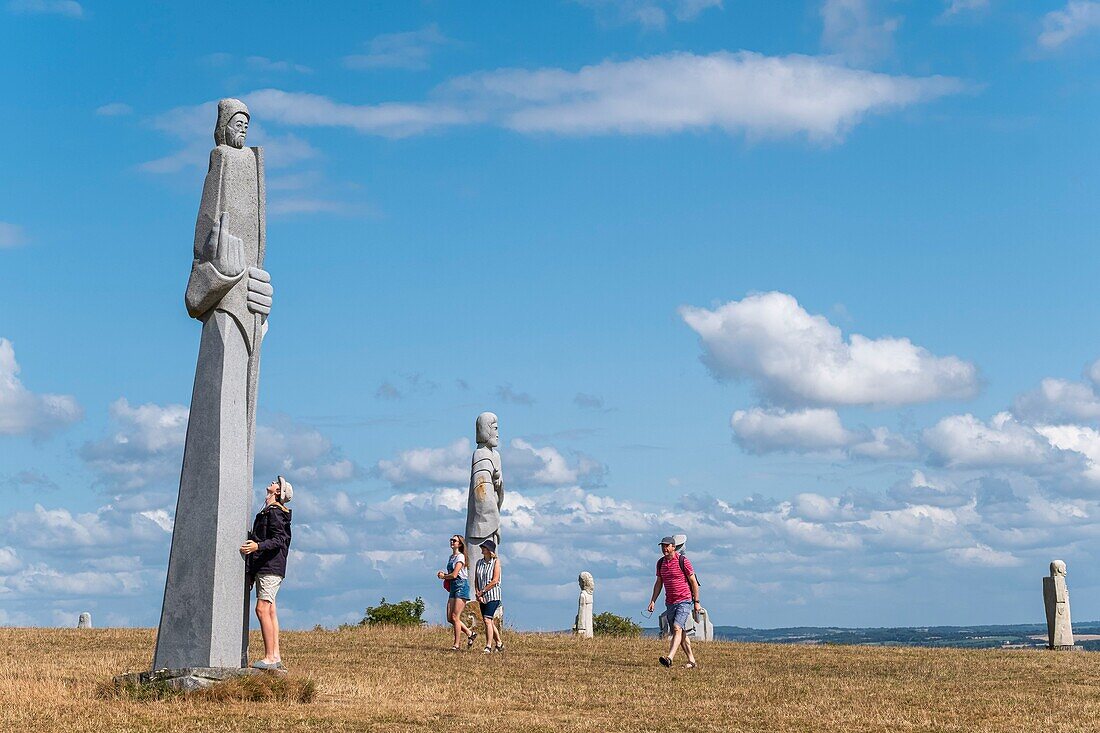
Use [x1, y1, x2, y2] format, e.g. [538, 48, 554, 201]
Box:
[466, 446, 503, 546]
[153, 120, 267, 670]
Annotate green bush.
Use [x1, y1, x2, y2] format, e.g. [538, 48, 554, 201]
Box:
[359, 597, 426, 627]
[593, 611, 642, 637]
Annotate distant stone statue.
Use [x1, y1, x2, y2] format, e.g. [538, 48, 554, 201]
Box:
[574, 572, 594, 638]
[1044, 560, 1075, 650]
[465, 412, 503, 551]
[154, 98, 274, 671]
[77, 612, 92, 629]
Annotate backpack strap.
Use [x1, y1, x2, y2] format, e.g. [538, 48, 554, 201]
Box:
[678, 554, 700, 590]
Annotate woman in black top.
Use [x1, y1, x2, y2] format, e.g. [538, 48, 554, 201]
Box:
[240, 476, 293, 670]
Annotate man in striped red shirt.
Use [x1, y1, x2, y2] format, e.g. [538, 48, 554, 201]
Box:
[647, 535, 700, 669]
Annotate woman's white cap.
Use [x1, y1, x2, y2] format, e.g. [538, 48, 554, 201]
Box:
[277, 475, 293, 503]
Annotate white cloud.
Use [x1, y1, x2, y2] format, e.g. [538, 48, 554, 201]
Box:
[820, 0, 901, 65]
[80, 398, 187, 491]
[6, 0, 83, 18]
[139, 509, 173, 533]
[506, 439, 606, 487]
[255, 415, 360, 485]
[1038, 1, 1100, 49]
[731, 407, 855, 453]
[0, 547, 21, 573]
[142, 51, 965, 178]
[95, 102, 132, 116]
[945, 544, 1022, 568]
[246, 88, 475, 139]
[849, 426, 919, 460]
[4, 462, 1099, 628]
[0, 563, 144, 597]
[80, 400, 356, 491]
[5, 504, 169, 551]
[1034, 423, 1100, 482]
[509, 541, 555, 566]
[1013, 375, 1100, 422]
[344, 24, 451, 71]
[889, 470, 970, 508]
[681, 292, 979, 407]
[0, 222, 26, 249]
[861, 504, 969, 553]
[449, 51, 965, 140]
[376, 437, 604, 490]
[377, 438, 470, 487]
[573, 0, 722, 29]
[0, 339, 82, 437]
[924, 412, 1055, 468]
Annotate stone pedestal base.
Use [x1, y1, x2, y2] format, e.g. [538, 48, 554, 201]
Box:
[1049, 645, 1081, 652]
[112, 666, 281, 694]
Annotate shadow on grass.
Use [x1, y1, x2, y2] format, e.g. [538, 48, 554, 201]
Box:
[97, 672, 317, 703]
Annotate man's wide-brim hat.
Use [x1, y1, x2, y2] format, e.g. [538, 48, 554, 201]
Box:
[214, 97, 250, 146]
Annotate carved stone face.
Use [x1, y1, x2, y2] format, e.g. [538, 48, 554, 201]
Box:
[1051, 560, 1067, 577]
[225, 112, 248, 148]
[579, 571, 594, 592]
[476, 412, 499, 448]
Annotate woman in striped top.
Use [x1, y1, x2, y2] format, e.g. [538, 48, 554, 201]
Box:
[474, 539, 503, 653]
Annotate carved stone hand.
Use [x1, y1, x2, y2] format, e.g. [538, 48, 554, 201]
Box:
[207, 211, 246, 279]
[246, 267, 273, 315]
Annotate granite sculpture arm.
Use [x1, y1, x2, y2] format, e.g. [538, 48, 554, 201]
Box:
[185, 211, 247, 319]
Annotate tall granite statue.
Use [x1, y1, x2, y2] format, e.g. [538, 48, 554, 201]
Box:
[77, 612, 92, 629]
[465, 412, 504, 551]
[1043, 560, 1075, 650]
[574, 571, 594, 638]
[153, 98, 273, 671]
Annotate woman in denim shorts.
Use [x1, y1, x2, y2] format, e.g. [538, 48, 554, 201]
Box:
[437, 535, 476, 650]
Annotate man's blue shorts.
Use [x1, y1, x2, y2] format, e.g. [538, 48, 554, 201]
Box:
[449, 578, 470, 601]
[666, 600, 693, 630]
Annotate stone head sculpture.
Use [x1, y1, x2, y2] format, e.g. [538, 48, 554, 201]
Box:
[1051, 560, 1067, 577]
[476, 412, 499, 449]
[214, 98, 250, 148]
[579, 571, 595, 593]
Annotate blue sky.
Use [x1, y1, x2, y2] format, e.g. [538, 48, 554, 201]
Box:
[3, 0, 1100, 631]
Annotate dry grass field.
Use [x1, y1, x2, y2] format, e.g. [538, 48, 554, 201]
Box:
[3, 625, 1100, 732]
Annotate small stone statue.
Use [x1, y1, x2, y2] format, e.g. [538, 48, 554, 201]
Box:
[574, 572, 594, 638]
[466, 412, 504, 551]
[77, 612, 92, 629]
[1044, 560, 1075, 650]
